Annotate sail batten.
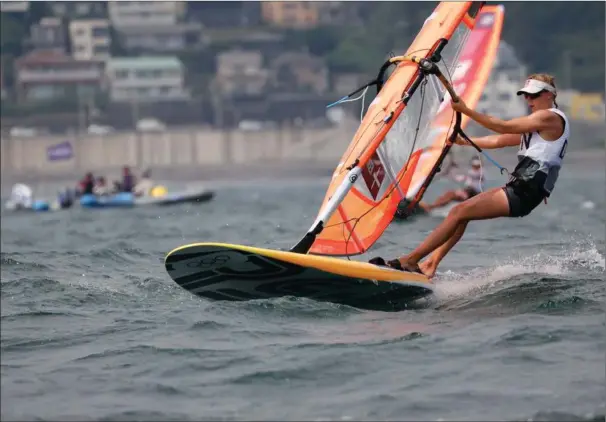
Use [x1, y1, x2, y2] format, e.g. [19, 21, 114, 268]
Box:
[301, 1, 503, 257]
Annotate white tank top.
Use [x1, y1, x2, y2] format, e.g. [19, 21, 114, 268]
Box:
[516, 107, 569, 194]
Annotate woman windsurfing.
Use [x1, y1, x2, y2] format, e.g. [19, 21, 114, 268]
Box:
[373, 73, 570, 277]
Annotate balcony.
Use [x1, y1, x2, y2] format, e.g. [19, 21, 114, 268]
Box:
[110, 86, 190, 102]
[18, 68, 102, 83]
[110, 75, 183, 88]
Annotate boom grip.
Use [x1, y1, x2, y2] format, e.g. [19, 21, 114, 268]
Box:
[436, 73, 460, 103]
[449, 111, 463, 140]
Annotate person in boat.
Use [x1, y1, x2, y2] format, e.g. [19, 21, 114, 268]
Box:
[418, 155, 485, 212]
[371, 73, 568, 277]
[120, 166, 136, 193]
[77, 172, 95, 196]
[133, 169, 154, 197]
[93, 176, 111, 196]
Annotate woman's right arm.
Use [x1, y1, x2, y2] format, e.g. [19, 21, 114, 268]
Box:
[455, 133, 520, 149]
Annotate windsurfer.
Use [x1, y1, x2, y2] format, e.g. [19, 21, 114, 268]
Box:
[373, 73, 569, 277]
[418, 156, 484, 212]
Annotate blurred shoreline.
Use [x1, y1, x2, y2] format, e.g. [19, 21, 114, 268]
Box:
[1, 146, 603, 198]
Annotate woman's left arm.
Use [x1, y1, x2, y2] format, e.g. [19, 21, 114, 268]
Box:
[451, 99, 559, 135]
[464, 108, 557, 134]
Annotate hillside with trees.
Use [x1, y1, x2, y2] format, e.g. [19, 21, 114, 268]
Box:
[306, 1, 606, 93]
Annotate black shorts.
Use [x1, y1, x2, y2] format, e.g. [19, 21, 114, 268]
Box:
[502, 179, 546, 218]
[463, 186, 480, 198]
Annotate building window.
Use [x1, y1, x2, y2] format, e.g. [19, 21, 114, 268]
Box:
[115, 69, 129, 79]
[92, 26, 109, 38]
[137, 87, 150, 97]
[135, 69, 154, 79]
[76, 3, 91, 15]
[93, 45, 109, 55]
[52, 3, 67, 15]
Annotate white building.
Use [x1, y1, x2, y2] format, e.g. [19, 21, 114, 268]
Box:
[107, 1, 200, 52]
[69, 19, 111, 61]
[105, 56, 188, 102]
[476, 41, 528, 119]
[118, 22, 203, 52]
[107, 1, 185, 29]
[0, 1, 29, 12]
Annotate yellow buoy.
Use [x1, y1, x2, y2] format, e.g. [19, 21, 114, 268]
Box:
[151, 185, 167, 197]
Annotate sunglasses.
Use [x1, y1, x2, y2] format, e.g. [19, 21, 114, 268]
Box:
[522, 90, 545, 100]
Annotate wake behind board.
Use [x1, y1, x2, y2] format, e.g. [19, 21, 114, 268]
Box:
[165, 243, 433, 311]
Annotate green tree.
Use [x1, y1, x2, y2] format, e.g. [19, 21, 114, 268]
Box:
[1, 14, 27, 57]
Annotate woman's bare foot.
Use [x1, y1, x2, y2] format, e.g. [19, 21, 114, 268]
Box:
[389, 257, 425, 275]
[419, 257, 438, 279]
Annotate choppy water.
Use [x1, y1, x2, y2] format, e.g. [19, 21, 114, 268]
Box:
[1, 169, 604, 421]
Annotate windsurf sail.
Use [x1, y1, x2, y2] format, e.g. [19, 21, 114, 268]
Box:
[405, 5, 505, 201]
[291, 1, 491, 257]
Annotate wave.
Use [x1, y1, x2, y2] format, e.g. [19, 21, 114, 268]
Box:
[431, 241, 605, 313]
[522, 410, 605, 422]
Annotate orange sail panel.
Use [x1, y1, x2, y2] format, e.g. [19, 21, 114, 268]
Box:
[309, 2, 484, 256]
[406, 5, 505, 199]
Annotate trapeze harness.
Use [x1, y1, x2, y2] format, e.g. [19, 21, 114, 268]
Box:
[503, 107, 569, 217]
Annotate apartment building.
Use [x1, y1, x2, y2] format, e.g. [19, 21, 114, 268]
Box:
[187, 1, 262, 28]
[69, 19, 112, 61]
[316, 2, 362, 26]
[49, 1, 106, 19]
[215, 50, 268, 97]
[107, 1, 201, 52]
[105, 56, 188, 102]
[0, 1, 29, 13]
[261, 2, 320, 29]
[119, 22, 203, 53]
[108, 1, 185, 29]
[270, 52, 329, 94]
[14, 50, 104, 103]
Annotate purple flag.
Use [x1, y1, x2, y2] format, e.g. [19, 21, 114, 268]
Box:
[47, 141, 73, 161]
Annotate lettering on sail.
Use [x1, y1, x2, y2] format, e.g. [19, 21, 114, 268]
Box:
[361, 152, 386, 200]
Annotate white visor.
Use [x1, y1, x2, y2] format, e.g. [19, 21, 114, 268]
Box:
[516, 79, 556, 96]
